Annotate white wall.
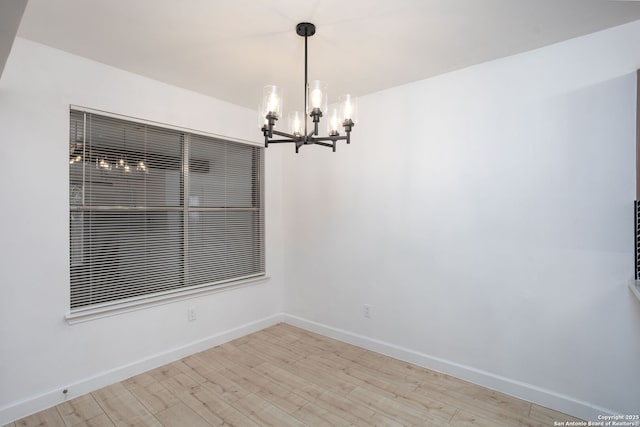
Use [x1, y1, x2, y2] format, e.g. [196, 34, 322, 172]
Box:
[282, 21, 640, 419]
[0, 38, 285, 424]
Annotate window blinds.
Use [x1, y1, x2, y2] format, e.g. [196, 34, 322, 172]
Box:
[69, 110, 264, 311]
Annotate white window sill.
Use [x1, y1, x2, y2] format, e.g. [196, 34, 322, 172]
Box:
[630, 279, 640, 303]
[65, 275, 269, 325]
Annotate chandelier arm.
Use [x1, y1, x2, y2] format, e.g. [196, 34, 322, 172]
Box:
[310, 135, 348, 142]
[271, 129, 297, 139]
[265, 139, 298, 144]
[313, 141, 333, 148]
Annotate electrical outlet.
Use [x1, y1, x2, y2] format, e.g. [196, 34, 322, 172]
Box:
[187, 307, 196, 322]
[363, 304, 372, 319]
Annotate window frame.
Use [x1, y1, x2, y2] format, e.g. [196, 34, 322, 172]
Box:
[66, 105, 267, 324]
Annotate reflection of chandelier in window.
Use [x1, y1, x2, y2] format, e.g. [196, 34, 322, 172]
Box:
[69, 154, 82, 165]
[115, 129, 130, 173]
[136, 160, 147, 172]
[136, 126, 148, 173]
[68, 120, 151, 175]
[116, 157, 130, 172]
[96, 157, 112, 171]
[69, 120, 83, 165]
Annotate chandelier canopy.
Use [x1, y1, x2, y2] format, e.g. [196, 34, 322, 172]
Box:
[260, 22, 358, 153]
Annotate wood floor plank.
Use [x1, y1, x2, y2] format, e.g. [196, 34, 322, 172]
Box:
[158, 374, 210, 409]
[254, 388, 308, 415]
[450, 409, 501, 427]
[112, 413, 161, 427]
[146, 364, 183, 383]
[158, 372, 199, 391]
[393, 387, 458, 422]
[91, 386, 153, 426]
[92, 383, 130, 402]
[168, 360, 208, 384]
[216, 367, 262, 394]
[57, 394, 105, 426]
[212, 352, 292, 399]
[287, 403, 336, 427]
[211, 343, 264, 369]
[281, 359, 356, 398]
[293, 356, 359, 394]
[180, 353, 225, 378]
[71, 413, 116, 427]
[122, 373, 156, 389]
[176, 381, 230, 413]
[414, 382, 541, 427]
[124, 381, 180, 414]
[529, 403, 584, 425]
[181, 403, 225, 427]
[347, 385, 428, 426]
[199, 370, 252, 404]
[470, 388, 531, 417]
[250, 330, 314, 360]
[9, 323, 585, 427]
[344, 348, 458, 391]
[213, 405, 261, 426]
[312, 351, 419, 397]
[250, 346, 359, 398]
[153, 402, 209, 427]
[259, 325, 302, 346]
[240, 339, 303, 367]
[174, 381, 261, 427]
[345, 363, 420, 398]
[292, 341, 423, 402]
[313, 389, 404, 427]
[231, 393, 307, 427]
[290, 401, 353, 427]
[15, 407, 66, 427]
[253, 362, 325, 401]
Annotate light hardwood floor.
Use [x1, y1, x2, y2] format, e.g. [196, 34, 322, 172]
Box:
[6, 323, 583, 426]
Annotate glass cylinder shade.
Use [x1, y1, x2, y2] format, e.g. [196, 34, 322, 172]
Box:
[327, 106, 340, 135]
[261, 85, 282, 120]
[258, 104, 270, 129]
[289, 111, 304, 136]
[308, 80, 327, 114]
[339, 94, 358, 124]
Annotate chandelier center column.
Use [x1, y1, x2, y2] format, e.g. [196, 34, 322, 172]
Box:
[304, 32, 308, 142]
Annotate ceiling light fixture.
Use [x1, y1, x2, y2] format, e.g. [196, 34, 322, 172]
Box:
[260, 22, 358, 153]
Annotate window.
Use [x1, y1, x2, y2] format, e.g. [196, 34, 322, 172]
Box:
[69, 109, 264, 312]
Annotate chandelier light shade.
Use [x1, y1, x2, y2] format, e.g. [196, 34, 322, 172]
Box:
[260, 22, 358, 153]
[289, 111, 304, 136]
[309, 80, 327, 113]
[339, 94, 358, 124]
[327, 106, 340, 136]
[261, 85, 282, 122]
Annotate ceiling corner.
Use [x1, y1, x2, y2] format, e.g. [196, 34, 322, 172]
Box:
[0, 0, 28, 80]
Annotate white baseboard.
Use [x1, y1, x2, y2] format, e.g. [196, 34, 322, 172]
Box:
[282, 313, 616, 422]
[0, 313, 284, 425]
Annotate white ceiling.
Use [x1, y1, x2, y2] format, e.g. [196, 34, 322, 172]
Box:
[15, 0, 640, 111]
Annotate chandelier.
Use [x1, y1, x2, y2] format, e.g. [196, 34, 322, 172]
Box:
[260, 22, 358, 153]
